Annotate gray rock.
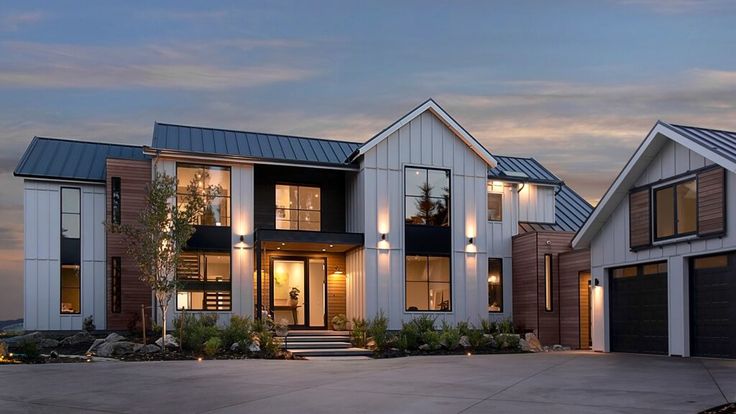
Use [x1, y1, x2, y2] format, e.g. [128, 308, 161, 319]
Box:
[230, 342, 240, 352]
[94, 342, 114, 357]
[39, 338, 59, 348]
[139, 344, 161, 354]
[155, 334, 179, 349]
[104, 333, 125, 343]
[459, 336, 471, 348]
[524, 333, 544, 352]
[95, 341, 138, 357]
[86, 338, 105, 354]
[366, 339, 376, 350]
[60, 331, 93, 346]
[248, 342, 260, 353]
[418, 344, 431, 351]
[2, 331, 44, 346]
[519, 339, 531, 352]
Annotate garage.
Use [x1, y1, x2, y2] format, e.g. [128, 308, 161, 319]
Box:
[691, 253, 736, 359]
[609, 262, 668, 354]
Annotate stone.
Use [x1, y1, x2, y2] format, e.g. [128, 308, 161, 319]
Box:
[519, 339, 531, 352]
[139, 344, 161, 354]
[155, 334, 179, 349]
[2, 332, 44, 347]
[60, 331, 93, 346]
[94, 342, 114, 357]
[104, 333, 125, 343]
[248, 342, 260, 353]
[366, 339, 376, 350]
[459, 336, 471, 348]
[418, 344, 431, 351]
[552, 344, 564, 351]
[230, 342, 240, 352]
[87, 338, 105, 354]
[95, 341, 138, 357]
[524, 333, 544, 352]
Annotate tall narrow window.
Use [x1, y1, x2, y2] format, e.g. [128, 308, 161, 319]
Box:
[405, 167, 450, 226]
[111, 177, 121, 225]
[488, 193, 502, 222]
[176, 164, 231, 226]
[275, 185, 321, 231]
[488, 258, 503, 312]
[405, 255, 451, 311]
[654, 178, 696, 240]
[61, 187, 81, 314]
[111, 257, 122, 313]
[544, 254, 553, 312]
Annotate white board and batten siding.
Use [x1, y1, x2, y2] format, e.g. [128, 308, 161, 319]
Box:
[155, 159, 255, 326]
[23, 180, 107, 330]
[590, 139, 736, 356]
[350, 110, 491, 329]
[485, 182, 518, 321]
[518, 184, 555, 224]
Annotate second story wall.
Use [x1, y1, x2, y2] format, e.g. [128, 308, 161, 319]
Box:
[518, 184, 556, 223]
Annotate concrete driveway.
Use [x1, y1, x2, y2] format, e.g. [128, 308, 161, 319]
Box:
[0, 351, 734, 413]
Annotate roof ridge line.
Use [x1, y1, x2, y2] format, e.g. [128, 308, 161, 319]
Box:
[667, 121, 736, 136]
[33, 136, 144, 149]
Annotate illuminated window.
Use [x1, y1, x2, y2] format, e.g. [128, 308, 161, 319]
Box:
[176, 164, 231, 226]
[488, 258, 503, 312]
[488, 193, 502, 221]
[275, 185, 321, 231]
[176, 252, 231, 311]
[544, 254, 553, 312]
[405, 167, 450, 226]
[61, 187, 81, 314]
[654, 178, 696, 240]
[405, 255, 451, 311]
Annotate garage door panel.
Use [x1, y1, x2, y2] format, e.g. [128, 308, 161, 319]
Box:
[691, 253, 736, 359]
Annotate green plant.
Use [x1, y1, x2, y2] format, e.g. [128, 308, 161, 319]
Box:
[17, 340, 40, 362]
[83, 315, 95, 332]
[480, 319, 493, 335]
[496, 333, 520, 350]
[398, 321, 421, 351]
[440, 321, 462, 350]
[412, 315, 436, 333]
[351, 318, 368, 348]
[203, 337, 222, 358]
[495, 318, 515, 334]
[467, 328, 489, 350]
[332, 314, 347, 330]
[367, 312, 389, 351]
[421, 330, 442, 350]
[455, 321, 472, 336]
[175, 313, 221, 353]
[289, 287, 300, 300]
[222, 315, 253, 348]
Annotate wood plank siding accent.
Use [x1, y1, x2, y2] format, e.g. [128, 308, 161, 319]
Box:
[629, 187, 651, 250]
[256, 249, 346, 327]
[106, 158, 152, 330]
[511, 232, 538, 334]
[558, 248, 591, 349]
[698, 167, 726, 237]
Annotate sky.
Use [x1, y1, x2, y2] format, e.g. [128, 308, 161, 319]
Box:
[1, 0, 735, 320]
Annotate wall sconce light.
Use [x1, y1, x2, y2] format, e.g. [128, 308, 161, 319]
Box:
[468, 237, 474, 245]
[239, 235, 244, 243]
[235, 235, 247, 250]
[594, 278, 600, 286]
[380, 233, 386, 241]
[334, 267, 344, 275]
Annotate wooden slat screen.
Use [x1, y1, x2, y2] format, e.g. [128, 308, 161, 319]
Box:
[697, 167, 726, 237]
[629, 187, 651, 250]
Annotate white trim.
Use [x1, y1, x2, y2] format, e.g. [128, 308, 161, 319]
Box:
[353, 99, 497, 168]
[573, 121, 736, 249]
[143, 148, 359, 171]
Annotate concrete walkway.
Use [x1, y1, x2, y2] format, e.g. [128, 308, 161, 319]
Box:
[0, 351, 734, 413]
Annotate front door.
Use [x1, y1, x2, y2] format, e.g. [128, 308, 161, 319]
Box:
[270, 257, 327, 328]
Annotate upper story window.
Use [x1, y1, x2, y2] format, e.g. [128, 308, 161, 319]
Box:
[275, 184, 321, 231]
[111, 177, 121, 225]
[60, 187, 81, 314]
[61, 187, 81, 239]
[654, 178, 696, 240]
[488, 192, 502, 221]
[405, 167, 450, 226]
[176, 164, 231, 226]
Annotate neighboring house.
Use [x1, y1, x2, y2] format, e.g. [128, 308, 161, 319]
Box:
[14, 99, 592, 346]
[573, 121, 736, 359]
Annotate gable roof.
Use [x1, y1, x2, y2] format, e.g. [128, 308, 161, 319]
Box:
[572, 121, 736, 248]
[491, 155, 593, 233]
[349, 98, 497, 167]
[14, 137, 147, 183]
[149, 122, 362, 168]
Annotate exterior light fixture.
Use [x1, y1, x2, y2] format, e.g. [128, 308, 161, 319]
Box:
[334, 267, 344, 275]
[468, 237, 474, 245]
[381, 233, 386, 241]
[239, 235, 244, 243]
[281, 242, 286, 246]
[329, 244, 334, 248]
[321, 248, 326, 252]
[594, 278, 600, 286]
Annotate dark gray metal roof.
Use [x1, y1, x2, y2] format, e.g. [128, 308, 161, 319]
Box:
[152, 122, 362, 167]
[14, 137, 146, 182]
[662, 122, 736, 164]
[490, 155, 592, 233]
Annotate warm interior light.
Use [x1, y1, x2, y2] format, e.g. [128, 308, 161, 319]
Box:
[488, 275, 499, 284]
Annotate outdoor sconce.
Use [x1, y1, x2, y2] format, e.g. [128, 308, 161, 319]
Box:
[239, 235, 244, 243]
[378, 233, 389, 250]
[594, 278, 600, 286]
[235, 235, 247, 250]
[381, 233, 387, 241]
[468, 237, 474, 245]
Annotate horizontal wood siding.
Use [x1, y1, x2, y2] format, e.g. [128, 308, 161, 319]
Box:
[512, 232, 538, 333]
[106, 158, 152, 330]
[536, 232, 574, 345]
[558, 248, 590, 348]
[698, 167, 726, 236]
[629, 188, 651, 250]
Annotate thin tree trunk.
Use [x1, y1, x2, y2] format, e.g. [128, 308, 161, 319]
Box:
[161, 303, 168, 352]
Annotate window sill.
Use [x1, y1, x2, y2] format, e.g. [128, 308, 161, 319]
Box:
[403, 310, 453, 314]
[652, 234, 698, 246]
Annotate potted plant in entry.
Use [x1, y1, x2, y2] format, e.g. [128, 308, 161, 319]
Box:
[289, 287, 300, 307]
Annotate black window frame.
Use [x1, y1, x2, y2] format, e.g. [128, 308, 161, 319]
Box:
[274, 183, 322, 231]
[653, 177, 698, 242]
[60, 186, 82, 315]
[544, 254, 553, 312]
[176, 251, 232, 311]
[111, 176, 121, 225]
[487, 192, 503, 222]
[111, 256, 122, 313]
[175, 163, 232, 227]
[488, 258, 503, 313]
[404, 254, 452, 312]
[404, 166, 451, 227]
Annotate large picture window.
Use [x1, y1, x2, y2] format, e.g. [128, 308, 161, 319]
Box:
[176, 252, 232, 311]
[405, 167, 450, 226]
[60, 187, 81, 314]
[488, 258, 503, 312]
[654, 178, 696, 240]
[275, 184, 321, 231]
[405, 255, 451, 311]
[176, 164, 231, 226]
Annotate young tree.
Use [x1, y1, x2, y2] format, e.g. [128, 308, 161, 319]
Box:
[107, 171, 220, 349]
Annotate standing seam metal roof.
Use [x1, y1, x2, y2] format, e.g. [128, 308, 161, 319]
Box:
[14, 137, 147, 182]
[663, 123, 736, 164]
[152, 122, 362, 167]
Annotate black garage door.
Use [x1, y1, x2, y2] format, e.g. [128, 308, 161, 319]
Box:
[691, 253, 736, 359]
[610, 262, 668, 354]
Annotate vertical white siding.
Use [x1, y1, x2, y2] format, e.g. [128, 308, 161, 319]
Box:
[345, 248, 365, 320]
[518, 184, 556, 223]
[23, 180, 107, 331]
[358, 110, 490, 329]
[590, 139, 736, 356]
[485, 182, 517, 321]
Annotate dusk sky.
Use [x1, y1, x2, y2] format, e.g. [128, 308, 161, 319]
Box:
[1, 1, 735, 320]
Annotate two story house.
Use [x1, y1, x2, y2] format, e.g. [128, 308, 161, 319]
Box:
[573, 122, 736, 359]
[15, 99, 592, 346]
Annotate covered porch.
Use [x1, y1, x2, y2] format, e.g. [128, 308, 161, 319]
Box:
[254, 229, 363, 329]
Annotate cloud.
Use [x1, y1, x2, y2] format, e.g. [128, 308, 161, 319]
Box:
[0, 39, 318, 90]
[614, 0, 736, 13]
[0, 11, 45, 32]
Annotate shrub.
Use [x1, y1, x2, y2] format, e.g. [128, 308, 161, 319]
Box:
[251, 317, 281, 358]
[480, 319, 494, 335]
[351, 318, 368, 348]
[455, 321, 472, 337]
[412, 315, 436, 333]
[421, 330, 442, 350]
[367, 312, 389, 350]
[332, 314, 347, 330]
[467, 328, 489, 350]
[440, 321, 461, 350]
[175, 313, 221, 353]
[203, 337, 222, 358]
[222, 315, 253, 349]
[398, 320, 420, 351]
[83, 315, 96, 332]
[17, 340, 40, 362]
[496, 333, 520, 350]
[495, 318, 515, 334]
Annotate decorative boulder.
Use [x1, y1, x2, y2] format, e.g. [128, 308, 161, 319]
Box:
[2, 332, 44, 347]
[38, 338, 60, 349]
[104, 333, 125, 343]
[155, 334, 179, 349]
[366, 339, 377, 350]
[87, 338, 106, 355]
[60, 331, 93, 346]
[95, 341, 138, 357]
[139, 344, 161, 354]
[524, 333, 544, 352]
[248, 342, 260, 353]
[418, 344, 431, 351]
[519, 339, 531, 352]
[230, 342, 240, 352]
[459, 336, 471, 348]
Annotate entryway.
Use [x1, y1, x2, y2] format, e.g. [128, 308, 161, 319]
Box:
[690, 253, 736, 358]
[579, 271, 591, 349]
[270, 257, 327, 328]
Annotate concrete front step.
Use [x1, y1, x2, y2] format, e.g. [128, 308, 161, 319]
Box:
[288, 348, 374, 357]
[284, 336, 350, 342]
[288, 330, 350, 336]
[285, 341, 351, 349]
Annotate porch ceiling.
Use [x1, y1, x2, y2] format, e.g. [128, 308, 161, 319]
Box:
[255, 229, 363, 253]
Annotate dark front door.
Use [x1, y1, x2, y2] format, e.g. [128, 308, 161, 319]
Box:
[610, 262, 668, 355]
[691, 253, 736, 359]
